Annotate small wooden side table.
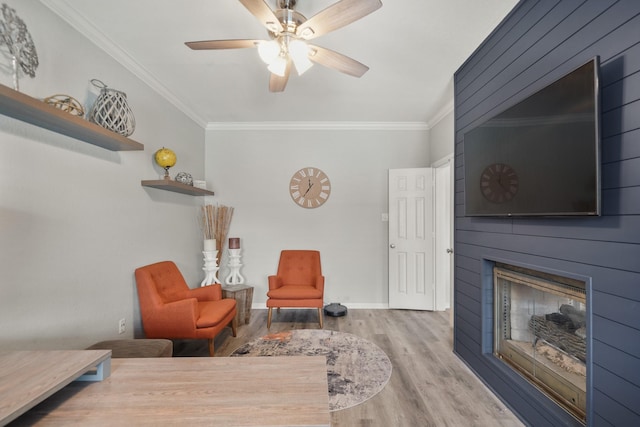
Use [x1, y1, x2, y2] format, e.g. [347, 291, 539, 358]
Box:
[222, 284, 254, 325]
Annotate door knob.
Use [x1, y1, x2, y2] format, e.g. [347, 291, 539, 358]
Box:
[446, 248, 453, 254]
[390, 244, 396, 248]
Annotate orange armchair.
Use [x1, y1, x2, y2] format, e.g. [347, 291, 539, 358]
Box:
[135, 261, 237, 356]
[267, 250, 324, 329]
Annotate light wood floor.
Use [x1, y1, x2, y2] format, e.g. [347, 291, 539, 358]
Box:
[173, 309, 525, 427]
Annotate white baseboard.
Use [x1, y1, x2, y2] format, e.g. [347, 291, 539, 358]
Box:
[252, 303, 390, 310]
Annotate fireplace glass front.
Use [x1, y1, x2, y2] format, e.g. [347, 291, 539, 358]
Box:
[494, 265, 587, 424]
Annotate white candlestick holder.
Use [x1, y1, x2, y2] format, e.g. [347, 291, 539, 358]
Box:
[200, 250, 220, 287]
[225, 248, 245, 286]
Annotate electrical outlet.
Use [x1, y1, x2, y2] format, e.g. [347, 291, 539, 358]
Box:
[118, 318, 126, 334]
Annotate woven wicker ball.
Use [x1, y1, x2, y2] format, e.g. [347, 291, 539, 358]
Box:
[43, 94, 85, 117]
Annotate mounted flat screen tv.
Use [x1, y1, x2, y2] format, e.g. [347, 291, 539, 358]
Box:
[463, 57, 601, 217]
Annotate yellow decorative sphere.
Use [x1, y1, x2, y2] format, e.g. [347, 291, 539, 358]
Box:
[154, 147, 176, 169]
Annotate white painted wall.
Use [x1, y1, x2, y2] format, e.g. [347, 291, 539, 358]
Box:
[0, 2, 444, 350]
[205, 128, 429, 307]
[429, 110, 454, 164]
[0, 1, 205, 350]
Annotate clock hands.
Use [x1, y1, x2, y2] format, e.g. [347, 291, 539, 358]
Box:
[496, 174, 516, 192]
[303, 180, 314, 197]
[496, 175, 508, 191]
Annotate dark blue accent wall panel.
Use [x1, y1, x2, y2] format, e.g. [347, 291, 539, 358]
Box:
[453, 1, 640, 425]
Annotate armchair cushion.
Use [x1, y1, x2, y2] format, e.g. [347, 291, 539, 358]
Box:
[146, 264, 191, 303]
[275, 251, 322, 286]
[197, 299, 237, 328]
[267, 285, 323, 300]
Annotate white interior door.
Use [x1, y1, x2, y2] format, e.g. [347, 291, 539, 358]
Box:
[434, 157, 453, 311]
[388, 168, 434, 310]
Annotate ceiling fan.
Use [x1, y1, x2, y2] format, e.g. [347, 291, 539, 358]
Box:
[185, 0, 383, 92]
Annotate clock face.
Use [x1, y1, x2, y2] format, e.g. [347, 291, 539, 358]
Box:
[480, 163, 519, 203]
[289, 167, 331, 209]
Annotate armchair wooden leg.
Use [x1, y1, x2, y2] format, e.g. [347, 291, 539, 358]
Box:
[267, 307, 273, 329]
[318, 308, 324, 328]
[231, 317, 238, 337]
[208, 338, 215, 357]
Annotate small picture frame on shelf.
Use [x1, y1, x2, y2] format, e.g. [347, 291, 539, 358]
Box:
[193, 180, 207, 189]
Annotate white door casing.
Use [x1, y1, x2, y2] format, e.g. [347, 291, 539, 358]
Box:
[434, 157, 453, 311]
[388, 168, 434, 310]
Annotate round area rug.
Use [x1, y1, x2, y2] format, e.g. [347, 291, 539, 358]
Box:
[230, 329, 392, 411]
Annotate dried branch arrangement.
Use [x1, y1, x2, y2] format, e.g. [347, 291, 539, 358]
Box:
[201, 204, 234, 262]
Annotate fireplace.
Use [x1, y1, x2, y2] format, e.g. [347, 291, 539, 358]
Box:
[493, 264, 587, 424]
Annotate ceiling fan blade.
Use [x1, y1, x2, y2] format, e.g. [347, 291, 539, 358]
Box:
[269, 60, 292, 92]
[185, 39, 260, 50]
[296, 0, 382, 40]
[238, 0, 284, 34]
[308, 45, 369, 77]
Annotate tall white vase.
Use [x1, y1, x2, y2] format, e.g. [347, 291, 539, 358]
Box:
[225, 248, 245, 286]
[201, 250, 220, 287]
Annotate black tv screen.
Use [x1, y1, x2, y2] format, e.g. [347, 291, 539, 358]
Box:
[463, 57, 601, 217]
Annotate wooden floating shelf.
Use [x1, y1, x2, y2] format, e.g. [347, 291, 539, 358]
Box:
[0, 83, 143, 151]
[141, 179, 215, 196]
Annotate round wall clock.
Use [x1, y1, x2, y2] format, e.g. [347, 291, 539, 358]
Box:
[289, 167, 331, 209]
[480, 163, 519, 203]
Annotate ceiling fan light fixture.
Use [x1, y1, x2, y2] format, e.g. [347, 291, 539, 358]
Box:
[267, 55, 287, 77]
[292, 56, 313, 75]
[257, 40, 280, 64]
[289, 39, 313, 75]
[186, 0, 383, 91]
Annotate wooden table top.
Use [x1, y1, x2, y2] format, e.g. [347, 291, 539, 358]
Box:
[0, 350, 112, 425]
[10, 355, 330, 426]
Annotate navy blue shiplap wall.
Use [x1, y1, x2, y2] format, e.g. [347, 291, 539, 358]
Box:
[453, 1, 640, 426]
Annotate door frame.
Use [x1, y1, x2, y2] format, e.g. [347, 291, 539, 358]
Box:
[431, 154, 454, 322]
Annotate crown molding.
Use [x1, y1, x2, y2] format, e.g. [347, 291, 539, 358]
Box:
[40, 0, 208, 128]
[426, 100, 454, 128]
[206, 121, 430, 131]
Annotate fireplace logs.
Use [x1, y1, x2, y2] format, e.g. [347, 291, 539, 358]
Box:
[529, 304, 586, 362]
